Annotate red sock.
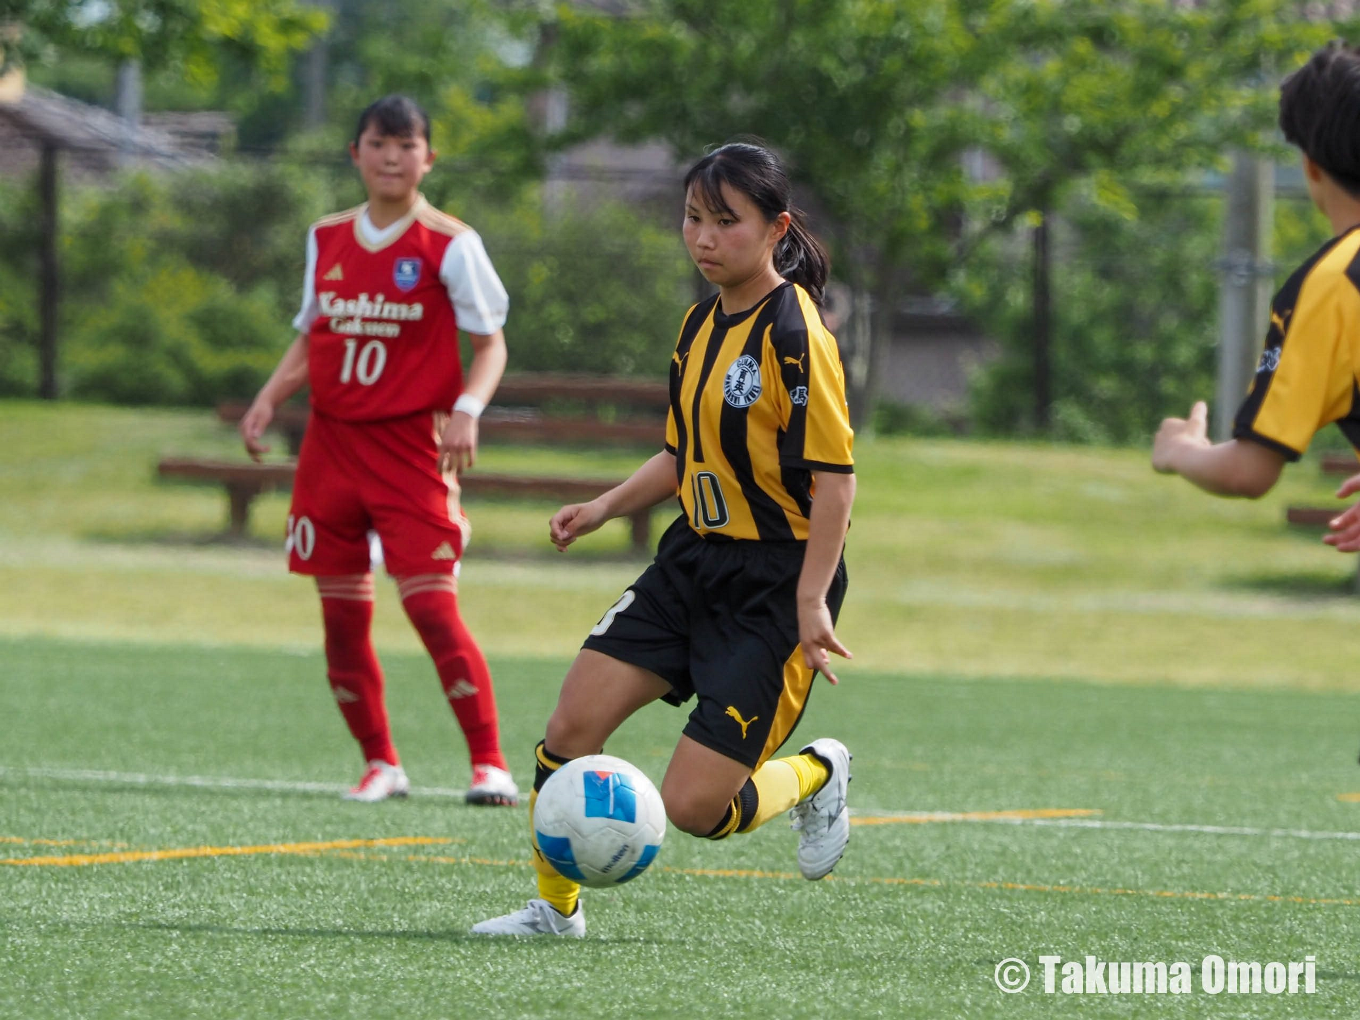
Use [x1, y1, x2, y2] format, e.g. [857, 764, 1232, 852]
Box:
[398, 574, 507, 771]
[317, 576, 397, 767]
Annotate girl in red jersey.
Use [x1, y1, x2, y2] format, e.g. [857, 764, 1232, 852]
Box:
[240, 95, 518, 806]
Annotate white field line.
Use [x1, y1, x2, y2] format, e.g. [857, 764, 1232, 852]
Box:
[0, 765, 468, 799]
[11, 766, 1360, 843]
[853, 808, 1360, 842]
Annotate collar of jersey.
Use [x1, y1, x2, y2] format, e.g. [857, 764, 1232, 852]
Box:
[352, 195, 426, 253]
[712, 280, 790, 328]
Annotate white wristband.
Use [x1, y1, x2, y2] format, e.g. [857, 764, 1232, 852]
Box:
[453, 393, 485, 419]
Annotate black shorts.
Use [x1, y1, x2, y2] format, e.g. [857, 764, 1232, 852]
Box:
[582, 515, 848, 769]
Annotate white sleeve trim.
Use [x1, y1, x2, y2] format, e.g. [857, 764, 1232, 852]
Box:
[291, 226, 319, 333]
[439, 230, 509, 335]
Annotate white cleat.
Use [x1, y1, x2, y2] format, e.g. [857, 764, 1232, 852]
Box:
[470, 899, 585, 937]
[789, 737, 852, 880]
[466, 764, 519, 806]
[342, 760, 410, 802]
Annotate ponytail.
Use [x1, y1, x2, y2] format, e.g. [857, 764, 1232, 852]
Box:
[683, 141, 832, 304]
[775, 211, 830, 305]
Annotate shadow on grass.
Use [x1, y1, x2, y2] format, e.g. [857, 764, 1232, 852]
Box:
[105, 919, 654, 945]
[1219, 569, 1358, 600]
[82, 528, 276, 549]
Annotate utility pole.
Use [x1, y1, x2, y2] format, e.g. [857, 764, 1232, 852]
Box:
[1215, 152, 1274, 440]
[38, 142, 58, 400]
[115, 58, 141, 164]
[1032, 210, 1052, 433]
[302, 0, 333, 130]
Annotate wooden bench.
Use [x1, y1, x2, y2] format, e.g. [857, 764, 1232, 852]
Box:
[215, 372, 671, 454]
[157, 457, 296, 537]
[1285, 452, 1359, 526]
[184, 374, 669, 549]
[156, 457, 654, 552]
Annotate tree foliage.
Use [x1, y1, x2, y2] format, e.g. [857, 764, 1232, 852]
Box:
[2, 0, 326, 86]
[959, 190, 1224, 444]
[541, 0, 1344, 425]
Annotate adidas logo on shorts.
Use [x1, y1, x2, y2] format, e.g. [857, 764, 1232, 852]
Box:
[431, 542, 456, 560]
[333, 686, 359, 704]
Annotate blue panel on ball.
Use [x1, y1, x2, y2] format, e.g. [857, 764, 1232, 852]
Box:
[535, 831, 586, 882]
[616, 842, 660, 884]
[582, 770, 637, 823]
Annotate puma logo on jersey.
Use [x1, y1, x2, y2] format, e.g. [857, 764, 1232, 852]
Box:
[446, 679, 480, 700]
[783, 353, 806, 372]
[673, 350, 690, 370]
[1270, 308, 1291, 335]
[323, 263, 344, 281]
[431, 542, 457, 560]
[333, 686, 359, 704]
[725, 706, 758, 739]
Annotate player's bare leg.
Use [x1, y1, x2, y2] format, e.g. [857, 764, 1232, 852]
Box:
[665, 734, 851, 878]
[471, 651, 669, 936]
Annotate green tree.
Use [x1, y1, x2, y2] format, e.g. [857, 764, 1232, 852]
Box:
[959, 189, 1224, 444]
[1, 0, 325, 85]
[539, 0, 1337, 428]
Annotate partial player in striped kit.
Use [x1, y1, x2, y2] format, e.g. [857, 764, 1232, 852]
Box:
[240, 95, 517, 806]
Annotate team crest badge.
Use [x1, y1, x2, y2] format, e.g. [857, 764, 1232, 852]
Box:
[393, 257, 421, 292]
[723, 355, 763, 408]
[790, 385, 809, 406]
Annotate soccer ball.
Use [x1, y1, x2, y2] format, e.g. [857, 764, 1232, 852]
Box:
[534, 754, 666, 888]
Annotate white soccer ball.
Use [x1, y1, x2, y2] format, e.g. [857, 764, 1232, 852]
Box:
[534, 754, 666, 888]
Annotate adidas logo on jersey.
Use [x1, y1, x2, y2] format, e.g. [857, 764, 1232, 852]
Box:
[323, 263, 344, 281]
[446, 679, 480, 700]
[333, 686, 360, 704]
[431, 542, 457, 561]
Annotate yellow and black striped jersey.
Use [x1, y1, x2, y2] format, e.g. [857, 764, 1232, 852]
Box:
[1234, 226, 1360, 459]
[664, 281, 854, 541]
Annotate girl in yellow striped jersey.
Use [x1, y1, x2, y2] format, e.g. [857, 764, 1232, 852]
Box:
[473, 142, 857, 937]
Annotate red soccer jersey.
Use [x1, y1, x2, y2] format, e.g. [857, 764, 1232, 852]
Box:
[293, 196, 507, 422]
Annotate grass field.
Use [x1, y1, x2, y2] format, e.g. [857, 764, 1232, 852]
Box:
[5, 401, 1360, 1019]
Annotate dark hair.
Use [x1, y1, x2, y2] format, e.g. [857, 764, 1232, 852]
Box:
[683, 141, 830, 304]
[353, 94, 431, 147]
[1280, 41, 1360, 197]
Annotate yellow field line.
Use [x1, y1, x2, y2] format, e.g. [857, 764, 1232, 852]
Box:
[10, 830, 1354, 908]
[311, 846, 1360, 909]
[851, 808, 1099, 826]
[1, 836, 452, 868]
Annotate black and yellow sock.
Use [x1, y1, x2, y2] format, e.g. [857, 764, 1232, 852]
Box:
[703, 778, 759, 839]
[529, 740, 581, 917]
[705, 752, 831, 840]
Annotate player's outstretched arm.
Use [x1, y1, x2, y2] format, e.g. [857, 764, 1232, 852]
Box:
[549, 451, 678, 552]
[241, 333, 309, 461]
[1151, 400, 1285, 498]
[797, 470, 856, 685]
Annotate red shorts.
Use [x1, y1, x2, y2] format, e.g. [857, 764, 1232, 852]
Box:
[287, 410, 469, 577]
